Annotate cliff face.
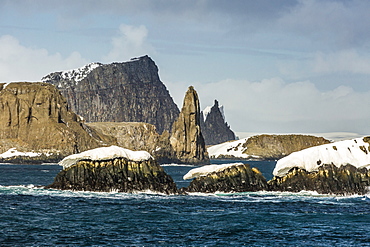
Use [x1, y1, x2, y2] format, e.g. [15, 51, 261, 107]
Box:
[42, 55, 179, 134]
[243, 134, 330, 160]
[201, 100, 236, 145]
[0, 82, 114, 160]
[170, 86, 209, 164]
[86, 122, 176, 163]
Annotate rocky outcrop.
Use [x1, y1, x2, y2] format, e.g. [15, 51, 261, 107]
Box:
[208, 134, 330, 160]
[268, 164, 370, 195]
[42, 55, 179, 134]
[243, 135, 331, 160]
[201, 100, 236, 145]
[182, 163, 268, 193]
[47, 146, 178, 194]
[86, 122, 176, 163]
[0, 82, 114, 162]
[170, 86, 209, 164]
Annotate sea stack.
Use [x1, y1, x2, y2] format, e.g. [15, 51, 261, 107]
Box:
[47, 146, 178, 194]
[182, 163, 268, 193]
[170, 86, 209, 164]
[268, 137, 370, 195]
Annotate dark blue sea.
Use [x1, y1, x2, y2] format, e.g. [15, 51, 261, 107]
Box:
[1, 160, 370, 246]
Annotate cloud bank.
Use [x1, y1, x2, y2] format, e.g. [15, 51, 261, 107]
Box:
[189, 78, 370, 134]
[0, 35, 87, 82]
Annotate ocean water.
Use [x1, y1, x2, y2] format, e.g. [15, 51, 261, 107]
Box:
[1, 162, 370, 246]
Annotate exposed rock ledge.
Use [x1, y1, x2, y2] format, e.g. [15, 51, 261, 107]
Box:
[268, 164, 370, 195]
[182, 162, 370, 195]
[46, 146, 178, 194]
[182, 163, 268, 193]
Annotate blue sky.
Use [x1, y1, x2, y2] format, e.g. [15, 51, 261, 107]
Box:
[1, 0, 370, 136]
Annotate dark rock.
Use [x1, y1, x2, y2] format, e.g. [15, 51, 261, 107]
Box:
[0, 82, 114, 161]
[268, 164, 370, 195]
[201, 100, 236, 145]
[47, 157, 178, 194]
[170, 86, 210, 164]
[42, 55, 179, 134]
[183, 163, 268, 193]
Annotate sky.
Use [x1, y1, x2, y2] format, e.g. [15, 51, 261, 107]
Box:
[1, 0, 370, 137]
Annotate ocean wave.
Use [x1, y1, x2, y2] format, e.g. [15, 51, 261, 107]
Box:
[0, 184, 177, 199]
[160, 163, 197, 167]
[1, 184, 369, 204]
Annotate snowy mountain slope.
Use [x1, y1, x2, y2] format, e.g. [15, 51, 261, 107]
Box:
[42, 62, 102, 87]
[273, 137, 370, 177]
[207, 138, 251, 159]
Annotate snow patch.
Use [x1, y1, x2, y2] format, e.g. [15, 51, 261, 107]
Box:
[207, 138, 250, 159]
[1, 82, 12, 89]
[183, 163, 244, 180]
[42, 62, 102, 85]
[202, 104, 225, 121]
[59, 146, 153, 169]
[0, 148, 42, 158]
[273, 137, 370, 177]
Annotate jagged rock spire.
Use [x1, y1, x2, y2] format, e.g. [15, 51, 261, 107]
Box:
[170, 86, 209, 164]
[201, 99, 236, 145]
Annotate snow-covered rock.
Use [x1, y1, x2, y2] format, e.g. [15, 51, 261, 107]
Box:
[273, 137, 370, 177]
[0, 148, 42, 159]
[41, 62, 102, 86]
[183, 163, 244, 180]
[208, 134, 330, 160]
[207, 138, 250, 159]
[59, 146, 152, 169]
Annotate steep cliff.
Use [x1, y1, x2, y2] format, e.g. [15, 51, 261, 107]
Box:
[0, 82, 114, 162]
[170, 86, 209, 164]
[86, 122, 176, 163]
[201, 100, 236, 145]
[47, 146, 178, 194]
[42, 55, 179, 134]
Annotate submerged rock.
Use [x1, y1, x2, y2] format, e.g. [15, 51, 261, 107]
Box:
[47, 146, 178, 194]
[182, 163, 268, 193]
[268, 164, 370, 195]
[170, 86, 209, 164]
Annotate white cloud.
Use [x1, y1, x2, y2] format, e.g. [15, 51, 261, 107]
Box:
[103, 24, 155, 62]
[0, 35, 88, 82]
[313, 50, 370, 74]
